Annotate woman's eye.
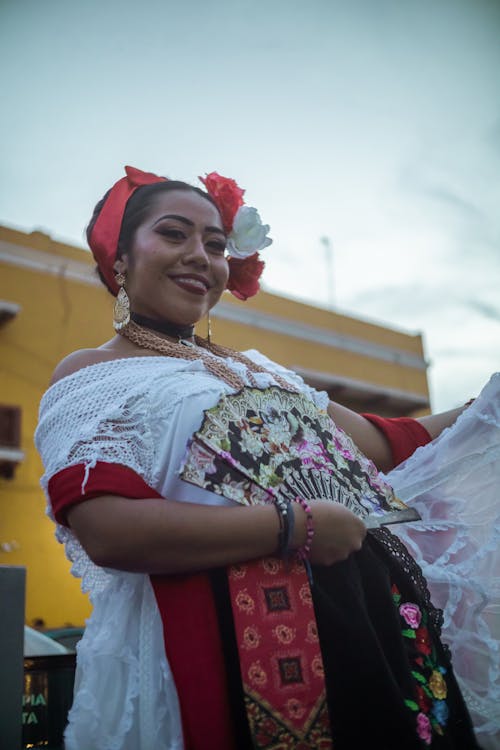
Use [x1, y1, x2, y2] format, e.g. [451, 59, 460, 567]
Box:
[159, 229, 185, 241]
[206, 241, 227, 255]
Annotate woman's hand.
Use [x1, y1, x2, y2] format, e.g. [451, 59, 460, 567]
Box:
[292, 500, 367, 566]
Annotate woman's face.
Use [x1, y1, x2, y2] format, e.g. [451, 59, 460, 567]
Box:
[116, 189, 229, 327]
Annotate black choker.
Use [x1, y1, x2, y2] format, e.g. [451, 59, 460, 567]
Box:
[129, 312, 195, 341]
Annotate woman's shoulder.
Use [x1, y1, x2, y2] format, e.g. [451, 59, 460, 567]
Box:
[49, 348, 119, 385]
[48, 337, 203, 387]
[49, 336, 156, 385]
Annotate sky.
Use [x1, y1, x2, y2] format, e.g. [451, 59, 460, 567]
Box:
[1, 0, 499, 411]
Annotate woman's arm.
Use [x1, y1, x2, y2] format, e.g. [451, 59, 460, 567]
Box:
[327, 400, 471, 473]
[416, 404, 470, 440]
[67, 495, 367, 574]
[327, 401, 395, 472]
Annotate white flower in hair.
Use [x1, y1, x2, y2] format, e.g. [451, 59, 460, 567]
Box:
[226, 205, 273, 259]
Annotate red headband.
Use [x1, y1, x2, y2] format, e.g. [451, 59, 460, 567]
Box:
[89, 165, 267, 301]
[89, 166, 167, 295]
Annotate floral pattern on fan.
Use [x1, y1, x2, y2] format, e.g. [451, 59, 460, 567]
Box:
[180, 386, 413, 520]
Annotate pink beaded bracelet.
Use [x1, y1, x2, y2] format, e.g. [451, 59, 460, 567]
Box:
[294, 496, 314, 560]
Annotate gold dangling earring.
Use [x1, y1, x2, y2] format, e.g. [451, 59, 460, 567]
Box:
[206, 312, 212, 345]
[113, 273, 130, 331]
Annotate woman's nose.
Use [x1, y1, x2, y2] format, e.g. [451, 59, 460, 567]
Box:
[184, 235, 209, 266]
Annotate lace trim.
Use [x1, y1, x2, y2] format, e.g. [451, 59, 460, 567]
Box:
[371, 528, 448, 655]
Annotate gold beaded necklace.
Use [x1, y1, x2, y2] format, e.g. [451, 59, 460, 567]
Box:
[119, 320, 298, 393]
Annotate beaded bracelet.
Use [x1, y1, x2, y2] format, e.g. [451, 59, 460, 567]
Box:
[293, 496, 314, 560]
[274, 497, 295, 558]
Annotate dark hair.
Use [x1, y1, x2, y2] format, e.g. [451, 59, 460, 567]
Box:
[87, 180, 219, 294]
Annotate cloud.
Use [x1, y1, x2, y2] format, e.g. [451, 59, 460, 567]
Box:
[397, 131, 500, 270]
[399, 161, 486, 227]
[465, 299, 500, 322]
[345, 283, 458, 322]
[417, 185, 483, 220]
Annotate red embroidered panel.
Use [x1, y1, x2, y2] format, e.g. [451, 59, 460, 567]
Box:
[228, 557, 332, 749]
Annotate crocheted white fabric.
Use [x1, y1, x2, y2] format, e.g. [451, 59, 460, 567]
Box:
[387, 373, 500, 750]
[35, 351, 328, 750]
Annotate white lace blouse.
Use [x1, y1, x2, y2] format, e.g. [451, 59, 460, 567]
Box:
[34, 353, 500, 750]
[35, 351, 328, 750]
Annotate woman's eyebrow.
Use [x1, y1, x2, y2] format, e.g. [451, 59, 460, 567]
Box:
[153, 214, 226, 236]
[153, 214, 194, 227]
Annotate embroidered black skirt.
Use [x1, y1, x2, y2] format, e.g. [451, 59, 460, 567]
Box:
[211, 532, 481, 750]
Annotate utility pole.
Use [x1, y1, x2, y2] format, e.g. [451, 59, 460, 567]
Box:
[320, 236, 334, 308]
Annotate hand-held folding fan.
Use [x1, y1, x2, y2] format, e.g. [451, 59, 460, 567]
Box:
[181, 387, 420, 528]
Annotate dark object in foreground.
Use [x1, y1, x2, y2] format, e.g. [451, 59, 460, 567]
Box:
[23, 653, 76, 749]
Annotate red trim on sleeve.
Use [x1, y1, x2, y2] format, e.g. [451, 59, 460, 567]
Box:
[47, 462, 162, 526]
[361, 415, 432, 467]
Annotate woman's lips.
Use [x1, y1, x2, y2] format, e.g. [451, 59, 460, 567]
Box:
[169, 275, 209, 295]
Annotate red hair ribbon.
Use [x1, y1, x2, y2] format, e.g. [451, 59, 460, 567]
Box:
[89, 165, 167, 295]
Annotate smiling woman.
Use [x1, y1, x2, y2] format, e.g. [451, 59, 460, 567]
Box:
[113, 191, 229, 327]
[34, 165, 483, 750]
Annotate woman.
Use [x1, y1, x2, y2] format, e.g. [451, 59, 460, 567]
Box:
[35, 166, 483, 750]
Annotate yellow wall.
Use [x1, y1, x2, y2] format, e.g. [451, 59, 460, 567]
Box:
[214, 305, 428, 399]
[0, 225, 430, 627]
[0, 238, 114, 627]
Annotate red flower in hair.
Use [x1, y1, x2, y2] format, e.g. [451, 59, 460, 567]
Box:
[200, 172, 245, 232]
[227, 254, 265, 300]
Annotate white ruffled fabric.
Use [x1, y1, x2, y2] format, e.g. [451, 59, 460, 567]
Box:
[67, 573, 183, 750]
[35, 351, 328, 750]
[387, 373, 500, 750]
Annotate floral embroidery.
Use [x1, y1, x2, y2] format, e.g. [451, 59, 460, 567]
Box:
[392, 584, 449, 745]
[311, 654, 325, 678]
[248, 660, 268, 687]
[261, 558, 281, 575]
[399, 602, 422, 629]
[306, 620, 319, 643]
[428, 670, 447, 700]
[299, 583, 312, 606]
[291, 558, 306, 575]
[432, 699, 449, 727]
[236, 589, 256, 614]
[243, 626, 261, 649]
[230, 563, 247, 579]
[231, 556, 331, 746]
[286, 697, 306, 720]
[415, 626, 432, 656]
[273, 624, 296, 645]
[416, 713, 432, 745]
[415, 685, 432, 713]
